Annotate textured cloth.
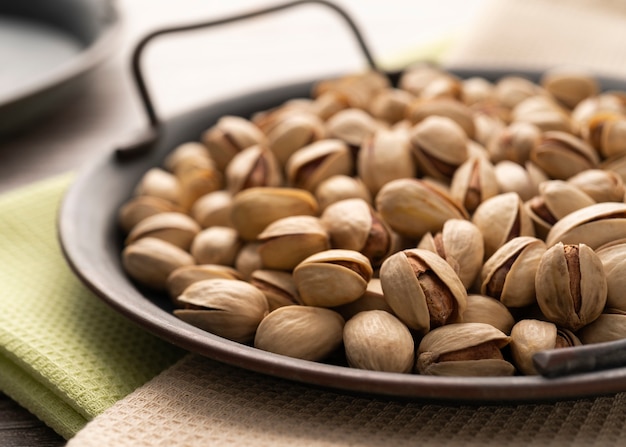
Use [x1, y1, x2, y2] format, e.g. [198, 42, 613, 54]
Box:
[68, 354, 626, 447]
[0, 174, 185, 439]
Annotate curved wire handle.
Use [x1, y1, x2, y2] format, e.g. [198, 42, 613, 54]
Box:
[130, 0, 378, 133]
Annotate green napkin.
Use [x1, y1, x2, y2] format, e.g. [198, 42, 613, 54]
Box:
[0, 173, 186, 439]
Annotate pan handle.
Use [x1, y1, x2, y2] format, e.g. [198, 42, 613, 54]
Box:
[118, 0, 378, 157]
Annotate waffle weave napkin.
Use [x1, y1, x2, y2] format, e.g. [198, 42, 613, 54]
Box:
[0, 174, 185, 439]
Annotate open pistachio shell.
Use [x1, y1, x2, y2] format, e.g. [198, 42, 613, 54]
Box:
[326, 108, 380, 149]
[118, 195, 182, 234]
[368, 88, 414, 124]
[254, 305, 344, 361]
[266, 112, 326, 166]
[225, 144, 283, 193]
[125, 211, 201, 251]
[541, 69, 599, 109]
[512, 96, 572, 133]
[406, 97, 475, 139]
[449, 156, 499, 214]
[250, 269, 301, 311]
[175, 278, 269, 343]
[567, 169, 625, 203]
[166, 264, 242, 301]
[530, 131, 599, 180]
[376, 178, 468, 239]
[344, 310, 414, 373]
[293, 249, 372, 307]
[488, 122, 541, 164]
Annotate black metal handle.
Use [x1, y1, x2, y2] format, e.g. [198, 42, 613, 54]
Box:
[130, 0, 378, 134]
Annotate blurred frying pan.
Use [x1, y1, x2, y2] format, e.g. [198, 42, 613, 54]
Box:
[0, 0, 119, 137]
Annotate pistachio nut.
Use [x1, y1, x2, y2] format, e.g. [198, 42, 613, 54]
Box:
[266, 112, 326, 166]
[309, 90, 349, 121]
[406, 97, 476, 139]
[567, 169, 625, 203]
[540, 69, 599, 109]
[326, 108, 381, 149]
[125, 211, 201, 251]
[313, 71, 389, 109]
[357, 128, 416, 196]
[225, 144, 283, 193]
[254, 305, 344, 361]
[409, 115, 469, 181]
[368, 88, 414, 124]
[163, 142, 212, 173]
[293, 249, 373, 307]
[572, 94, 625, 134]
[344, 310, 414, 373]
[419, 74, 463, 100]
[118, 195, 181, 234]
[190, 190, 233, 228]
[472, 192, 535, 259]
[398, 63, 447, 96]
[133, 168, 184, 208]
[495, 76, 544, 109]
[190, 226, 241, 266]
[376, 178, 468, 239]
[201, 115, 267, 171]
[472, 110, 506, 148]
[546, 202, 626, 249]
[582, 112, 626, 159]
[416, 323, 515, 376]
[493, 161, 538, 201]
[524, 180, 596, 238]
[249, 269, 301, 311]
[461, 77, 496, 106]
[173, 158, 223, 210]
[577, 312, 626, 344]
[257, 215, 330, 271]
[449, 156, 499, 214]
[314, 175, 372, 211]
[379, 248, 467, 333]
[230, 187, 318, 241]
[463, 294, 515, 334]
[174, 278, 269, 343]
[332, 278, 394, 321]
[530, 131, 599, 180]
[480, 236, 546, 308]
[417, 219, 484, 290]
[509, 319, 581, 375]
[512, 96, 572, 133]
[166, 264, 242, 301]
[122, 237, 195, 291]
[535, 242, 607, 331]
[487, 122, 541, 165]
[285, 139, 354, 192]
[234, 242, 263, 280]
[321, 198, 393, 267]
[596, 241, 626, 312]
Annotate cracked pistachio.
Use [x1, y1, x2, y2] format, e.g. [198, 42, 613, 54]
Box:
[174, 278, 269, 343]
[495, 76, 544, 109]
[344, 310, 414, 373]
[480, 236, 546, 308]
[494, 160, 539, 201]
[572, 93, 625, 134]
[409, 116, 469, 181]
[463, 294, 515, 334]
[530, 131, 599, 180]
[122, 237, 195, 291]
[368, 88, 414, 124]
[541, 69, 599, 109]
[314, 71, 390, 110]
[314, 175, 372, 211]
[251, 98, 314, 133]
[376, 178, 469, 239]
[472, 192, 535, 259]
[398, 63, 448, 96]
[190, 226, 241, 266]
[416, 323, 515, 376]
[201, 116, 267, 171]
[174, 159, 223, 210]
[133, 168, 184, 208]
[510, 319, 581, 375]
[535, 242, 607, 331]
[190, 190, 233, 229]
[125, 211, 201, 251]
[449, 156, 499, 214]
[285, 139, 353, 192]
[326, 108, 381, 149]
[163, 142, 212, 173]
[546, 202, 626, 249]
[118, 195, 182, 234]
[293, 249, 373, 307]
[309, 90, 349, 120]
[257, 215, 330, 271]
[406, 97, 476, 139]
[581, 112, 626, 159]
[254, 305, 345, 361]
[596, 241, 626, 312]
[379, 248, 467, 334]
[357, 128, 416, 196]
[166, 264, 242, 302]
[417, 219, 484, 290]
[487, 121, 541, 165]
[225, 144, 283, 193]
[250, 269, 301, 311]
[567, 169, 625, 203]
[419, 74, 463, 100]
[321, 198, 394, 267]
[512, 95, 572, 133]
[230, 187, 318, 241]
[577, 312, 626, 344]
[265, 112, 326, 166]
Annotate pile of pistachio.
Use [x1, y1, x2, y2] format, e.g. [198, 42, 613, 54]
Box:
[120, 64, 626, 377]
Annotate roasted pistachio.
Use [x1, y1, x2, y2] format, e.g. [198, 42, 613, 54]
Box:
[332, 278, 393, 321]
[530, 131, 599, 180]
[175, 278, 269, 343]
[581, 112, 626, 159]
[254, 305, 344, 361]
[495, 76, 544, 109]
[379, 248, 467, 334]
[190, 190, 233, 228]
[190, 226, 241, 266]
[163, 142, 212, 173]
[234, 242, 263, 281]
[166, 264, 242, 301]
[398, 63, 448, 96]
[266, 112, 326, 166]
[596, 241, 626, 312]
[493, 161, 539, 201]
[416, 323, 515, 376]
[133, 168, 184, 208]
[463, 294, 515, 334]
[250, 269, 301, 310]
[567, 169, 625, 203]
[487, 122, 541, 165]
[314, 175, 372, 211]
[535, 242, 607, 331]
[512, 96, 572, 133]
[541, 69, 599, 109]
[285, 139, 353, 192]
[118, 195, 182, 234]
[577, 312, 626, 344]
[461, 77, 496, 106]
[125, 212, 201, 251]
[293, 249, 373, 307]
[449, 156, 499, 213]
[225, 144, 283, 193]
[326, 108, 381, 149]
[368, 88, 414, 124]
[406, 97, 475, 139]
[344, 310, 414, 373]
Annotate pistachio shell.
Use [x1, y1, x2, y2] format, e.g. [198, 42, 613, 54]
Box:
[125, 212, 201, 251]
[332, 278, 394, 320]
[118, 196, 182, 234]
[122, 237, 195, 291]
[541, 69, 599, 109]
[512, 96, 572, 133]
[166, 264, 242, 300]
[173, 157, 223, 209]
[234, 242, 263, 281]
[314, 175, 372, 211]
[449, 156, 499, 213]
[510, 319, 558, 375]
[596, 242, 626, 312]
[231, 187, 318, 241]
[368, 88, 414, 124]
[495, 76, 543, 109]
[225, 144, 283, 193]
[584, 113, 626, 158]
[133, 168, 184, 207]
[175, 278, 268, 343]
[190, 190, 233, 228]
[266, 112, 325, 165]
[487, 122, 540, 165]
[163, 142, 212, 173]
[254, 305, 344, 361]
[344, 310, 414, 373]
[326, 108, 380, 148]
[493, 161, 537, 201]
[530, 131, 599, 180]
[190, 226, 241, 266]
[463, 294, 515, 334]
[567, 169, 625, 203]
[577, 313, 626, 344]
[376, 178, 468, 239]
[250, 269, 301, 310]
[293, 249, 373, 307]
[406, 98, 475, 139]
